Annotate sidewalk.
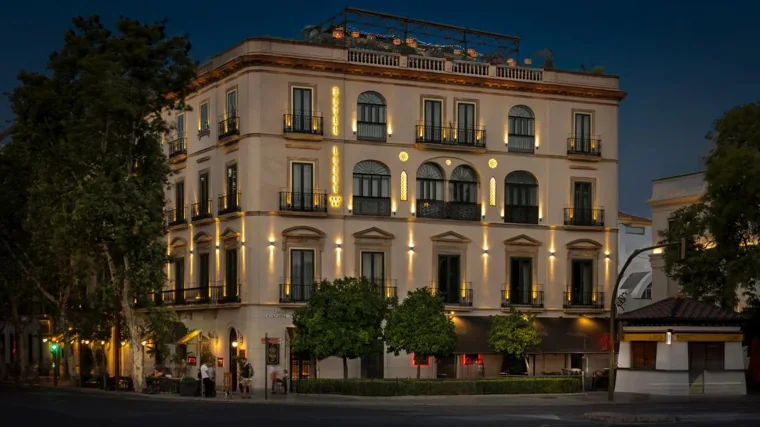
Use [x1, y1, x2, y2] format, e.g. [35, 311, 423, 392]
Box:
[5, 380, 759, 408]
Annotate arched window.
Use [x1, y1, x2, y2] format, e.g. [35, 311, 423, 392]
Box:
[508, 105, 535, 153]
[357, 91, 387, 141]
[449, 165, 478, 204]
[353, 160, 391, 216]
[505, 171, 538, 224]
[416, 163, 444, 201]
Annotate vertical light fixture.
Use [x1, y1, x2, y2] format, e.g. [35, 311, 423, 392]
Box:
[330, 145, 341, 207]
[331, 86, 340, 137]
[400, 171, 408, 201]
[489, 178, 496, 207]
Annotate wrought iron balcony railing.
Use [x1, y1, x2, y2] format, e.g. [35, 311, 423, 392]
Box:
[563, 291, 605, 309]
[283, 113, 323, 135]
[507, 134, 535, 153]
[168, 136, 187, 158]
[166, 206, 187, 227]
[567, 137, 602, 156]
[356, 121, 387, 141]
[563, 207, 604, 227]
[430, 282, 474, 307]
[415, 124, 486, 148]
[501, 289, 544, 308]
[352, 196, 391, 216]
[416, 199, 480, 221]
[364, 278, 397, 301]
[191, 200, 213, 221]
[218, 115, 240, 140]
[504, 205, 539, 224]
[279, 281, 317, 303]
[218, 192, 241, 215]
[279, 190, 328, 213]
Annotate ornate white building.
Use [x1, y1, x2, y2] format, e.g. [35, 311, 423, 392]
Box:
[143, 9, 625, 387]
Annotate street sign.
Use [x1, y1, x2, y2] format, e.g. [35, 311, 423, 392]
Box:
[261, 337, 281, 344]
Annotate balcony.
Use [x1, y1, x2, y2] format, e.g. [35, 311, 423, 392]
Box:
[218, 115, 240, 143]
[501, 289, 544, 308]
[191, 200, 213, 222]
[415, 124, 486, 150]
[563, 291, 605, 309]
[279, 190, 328, 214]
[431, 283, 474, 307]
[151, 283, 240, 306]
[218, 192, 241, 216]
[283, 113, 323, 139]
[352, 196, 391, 216]
[507, 134, 535, 153]
[567, 137, 602, 158]
[279, 282, 315, 303]
[168, 135, 187, 161]
[504, 205, 539, 224]
[365, 279, 397, 302]
[416, 199, 480, 221]
[166, 206, 187, 227]
[564, 208, 605, 227]
[356, 121, 387, 142]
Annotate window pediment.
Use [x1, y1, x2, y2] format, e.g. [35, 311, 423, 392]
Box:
[193, 232, 213, 250]
[431, 231, 471, 243]
[282, 226, 326, 239]
[353, 227, 395, 240]
[504, 234, 542, 247]
[566, 238, 603, 251]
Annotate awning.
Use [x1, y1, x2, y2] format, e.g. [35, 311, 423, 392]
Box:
[177, 329, 202, 345]
[454, 316, 494, 354]
[529, 317, 611, 354]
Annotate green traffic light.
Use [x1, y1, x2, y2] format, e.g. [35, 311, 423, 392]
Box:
[51, 343, 59, 351]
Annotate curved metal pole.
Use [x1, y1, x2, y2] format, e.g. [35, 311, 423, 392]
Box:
[608, 241, 680, 401]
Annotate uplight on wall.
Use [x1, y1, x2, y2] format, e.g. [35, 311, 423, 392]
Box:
[666, 331, 672, 345]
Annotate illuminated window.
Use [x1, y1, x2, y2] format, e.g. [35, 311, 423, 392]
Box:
[400, 171, 408, 201]
[412, 354, 429, 366]
[489, 177, 496, 206]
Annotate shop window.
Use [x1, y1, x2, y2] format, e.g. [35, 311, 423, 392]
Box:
[463, 354, 483, 365]
[631, 341, 657, 370]
[412, 353, 429, 366]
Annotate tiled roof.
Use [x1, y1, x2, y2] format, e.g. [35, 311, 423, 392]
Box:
[619, 297, 744, 322]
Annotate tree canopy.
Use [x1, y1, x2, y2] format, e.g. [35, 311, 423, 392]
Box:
[384, 288, 457, 379]
[292, 277, 388, 379]
[488, 311, 541, 371]
[662, 103, 760, 309]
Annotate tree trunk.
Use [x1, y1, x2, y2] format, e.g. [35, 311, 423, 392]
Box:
[342, 357, 348, 380]
[524, 356, 530, 375]
[11, 297, 28, 382]
[121, 255, 144, 392]
[416, 364, 421, 380]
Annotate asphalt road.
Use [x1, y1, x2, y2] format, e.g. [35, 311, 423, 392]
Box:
[2, 384, 760, 426]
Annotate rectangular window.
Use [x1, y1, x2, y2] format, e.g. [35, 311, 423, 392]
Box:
[174, 257, 185, 303]
[571, 259, 593, 303]
[225, 249, 238, 298]
[290, 249, 315, 301]
[573, 181, 592, 211]
[437, 254, 461, 305]
[361, 252, 385, 285]
[510, 257, 532, 304]
[641, 284, 652, 300]
[631, 342, 657, 369]
[199, 253, 210, 291]
[626, 226, 646, 235]
[177, 113, 185, 138]
[226, 164, 237, 198]
[199, 172, 209, 214]
[689, 342, 725, 371]
[574, 113, 591, 139]
[226, 90, 237, 118]
[292, 87, 313, 132]
[456, 102, 475, 144]
[353, 174, 390, 198]
[200, 102, 210, 131]
[291, 162, 314, 210]
[423, 99, 443, 142]
[175, 181, 185, 220]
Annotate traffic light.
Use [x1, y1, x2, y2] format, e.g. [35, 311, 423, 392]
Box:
[51, 342, 59, 352]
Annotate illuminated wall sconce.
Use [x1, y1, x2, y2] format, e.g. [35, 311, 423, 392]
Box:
[666, 330, 672, 345]
[605, 253, 611, 260]
[269, 241, 275, 247]
[337, 243, 342, 249]
[408, 245, 414, 252]
[215, 244, 220, 249]
[483, 249, 488, 255]
[241, 242, 245, 247]
[481, 215, 485, 220]
[189, 249, 193, 254]
[348, 208, 352, 214]
[549, 251, 555, 259]
[231, 341, 238, 348]
[100, 341, 105, 345]
[42, 338, 48, 343]
[141, 340, 147, 346]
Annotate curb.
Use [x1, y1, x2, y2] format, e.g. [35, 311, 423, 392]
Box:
[585, 412, 680, 424]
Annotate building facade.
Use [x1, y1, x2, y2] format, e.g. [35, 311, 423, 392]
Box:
[154, 14, 625, 387]
[617, 211, 653, 313]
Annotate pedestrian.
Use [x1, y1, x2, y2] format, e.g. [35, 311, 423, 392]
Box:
[269, 363, 280, 394]
[207, 362, 216, 397]
[201, 362, 213, 397]
[240, 357, 253, 399]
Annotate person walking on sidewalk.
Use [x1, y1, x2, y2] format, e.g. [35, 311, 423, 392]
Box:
[240, 357, 253, 399]
[201, 363, 213, 397]
[269, 363, 280, 394]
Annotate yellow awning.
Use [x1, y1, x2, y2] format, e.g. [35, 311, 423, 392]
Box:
[177, 329, 202, 345]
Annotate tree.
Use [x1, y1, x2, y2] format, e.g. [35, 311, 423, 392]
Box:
[385, 288, 457, 379]
[488, 310, 541, 372]
[663, 103, 760, 309]
[8, 15, 196, 391]
[292, 277, 388, 379]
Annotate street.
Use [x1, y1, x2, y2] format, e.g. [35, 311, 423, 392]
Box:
[2, 384, 760, 426]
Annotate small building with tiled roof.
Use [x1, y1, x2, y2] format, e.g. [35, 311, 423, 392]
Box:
[615, 296, 746, 396]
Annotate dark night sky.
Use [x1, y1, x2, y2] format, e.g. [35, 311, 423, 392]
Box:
[2, 0, 759, 217]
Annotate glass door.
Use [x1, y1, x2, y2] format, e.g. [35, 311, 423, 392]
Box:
[226, 164, 238, 209]
[293, 88, 312, 132]
[291, 163, 314, 210]
[361, 252, 385, 287]
[175, 181, 185, 221]
[199, 253, 210, 299]
[290, 249, 315, 301]
[226, 90, 238, 133]
[174, 257, 185, 303]
[225, 249, 238, 300]
[510, 258, 532, 304]
[199, 173, 209, 215]
[573, 181, 592, 225]
[574, 113, 591, 152]
[437, 254, 461, 304]
[424, 100, 442, 142]
[571, 259, 593, 305]
[457, 102, 475, 144]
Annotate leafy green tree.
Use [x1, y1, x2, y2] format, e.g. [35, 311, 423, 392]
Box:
[385, 288, 457, 379]
[662, 103, 760, 309]
[488, 310, 541, 372]
[8, 15, 195, 390]
[293, 277, 388, 379]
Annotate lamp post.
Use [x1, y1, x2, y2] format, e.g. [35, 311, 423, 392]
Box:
[608, 239, 685, 401]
